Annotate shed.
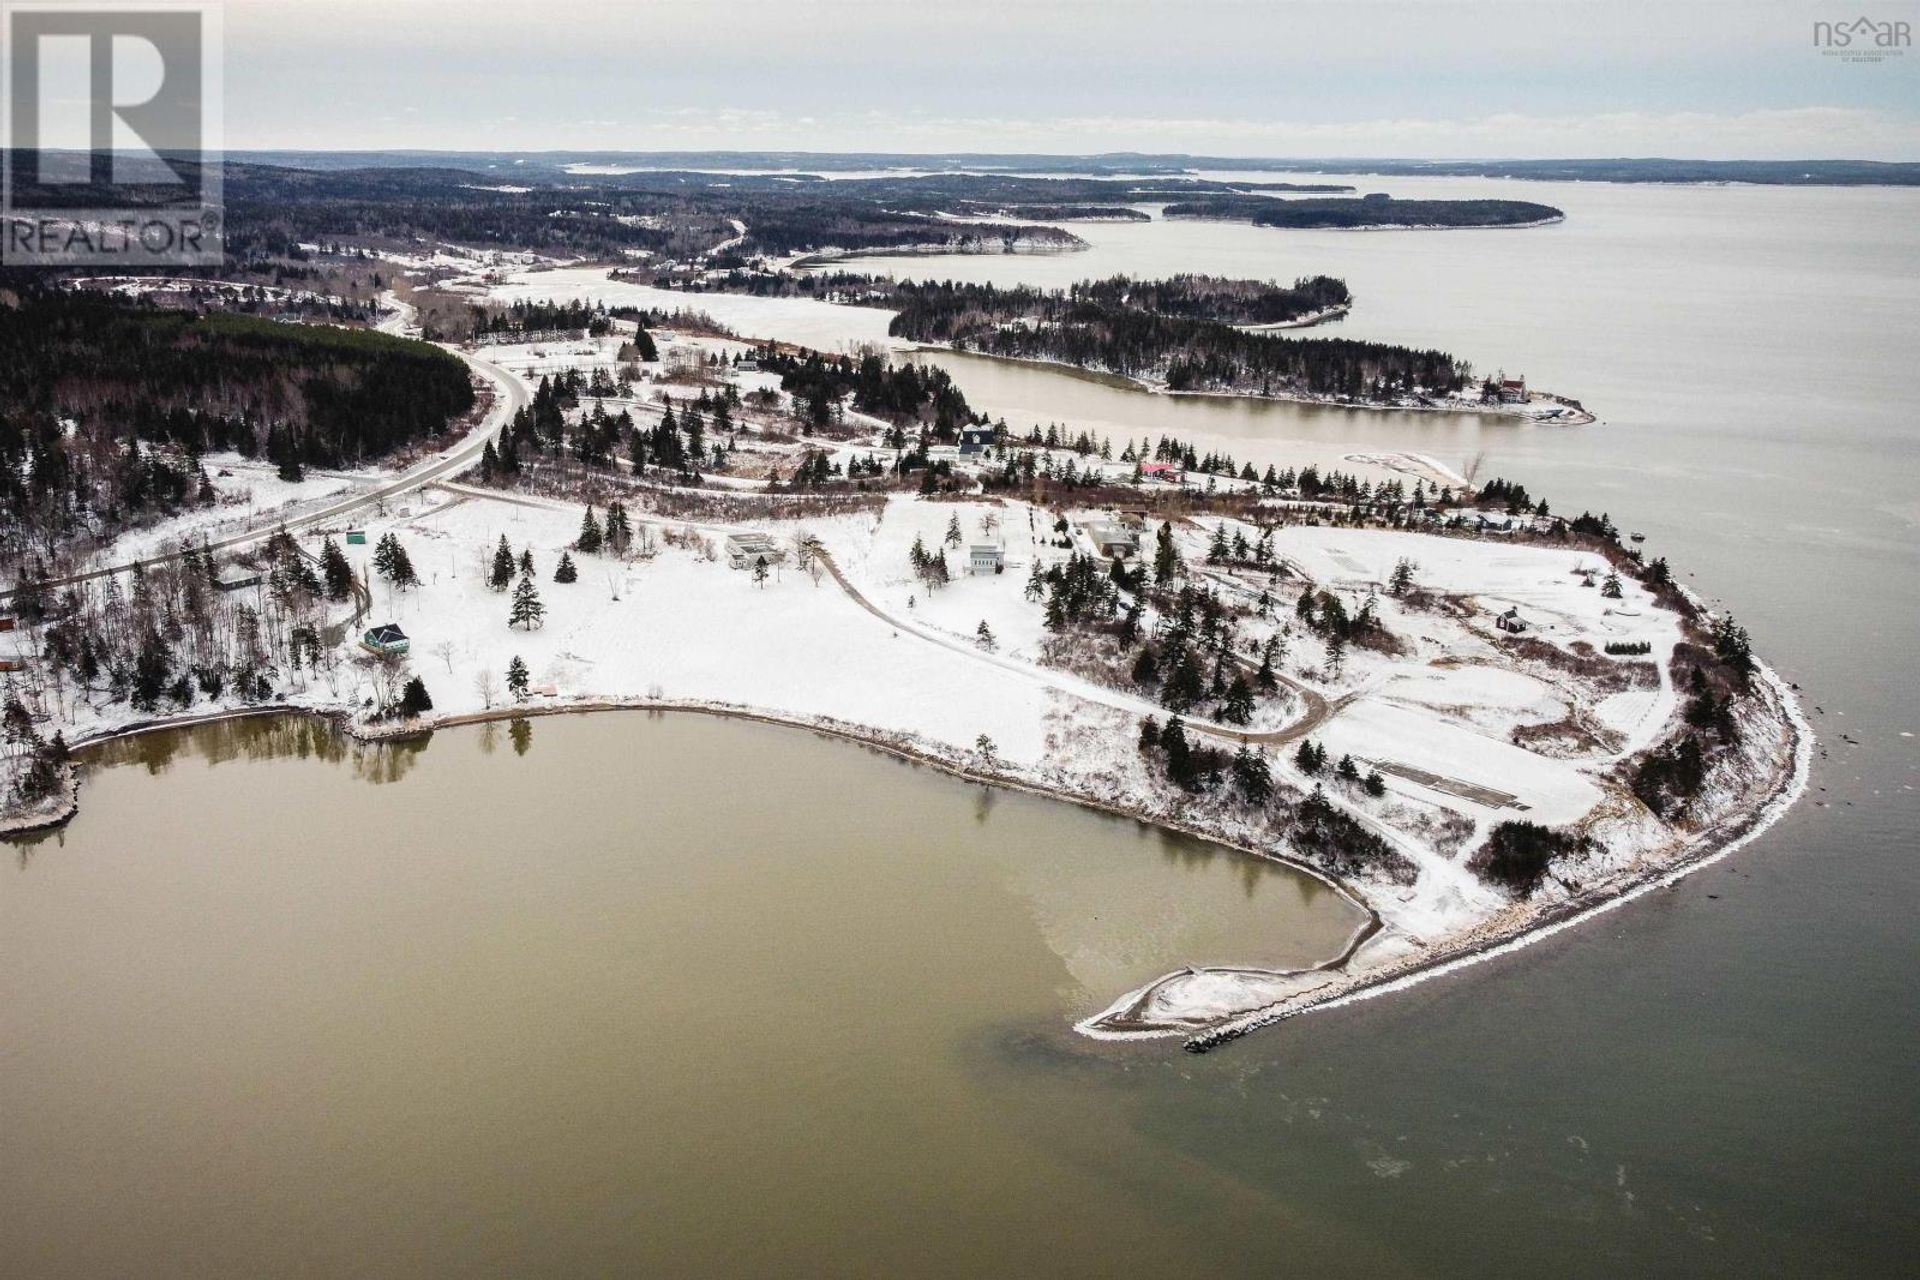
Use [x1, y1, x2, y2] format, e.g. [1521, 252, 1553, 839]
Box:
[215, 564, 263, 592]
[360, 624, 410, 656]
[344, 529, 368, 546]
[1495, 608, 1528, 634]
[1084, 521, 1139, 559]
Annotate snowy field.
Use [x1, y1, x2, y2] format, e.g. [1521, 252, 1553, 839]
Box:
[486, 266, 899, 351]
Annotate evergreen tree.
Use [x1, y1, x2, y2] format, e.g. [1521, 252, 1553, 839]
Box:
[1131, 645, 1160, 686]
[519, 547, 534, 576]
[1024, 560, 1045, 602]
[975, 620, 996, 652]
[605, 501, 632, 554]
[506, 655, 530, 700]
[1255, 640, 1279, 692]
[554, 551, 578, 583]
[1153, 521, 1181, 585]
[131, 628, 173, 710]
[1220, 675, 1256, 725]
[509, 575, 545, 629]
[374, 533, 417, 589]
[385, 538, 418, 590]
[399, 676, 433, 718]
[488, 535, 515, 591]
[1389, 557, 1417, 596]
[1295, 738, 1324, 775]
[945, 513, 963, 547]
[1232, 745, 1274, 805]
[576, 505, 603, 554]
[321, 537, 353, 602]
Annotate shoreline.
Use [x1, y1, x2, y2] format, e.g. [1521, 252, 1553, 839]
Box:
[787, 237, 1088, 271]
[916, 344, 1597, 425]
[6, 667, 1806, 1055]
[1184, 654, 1811, 1051]
[1161, 213, 1568, 232]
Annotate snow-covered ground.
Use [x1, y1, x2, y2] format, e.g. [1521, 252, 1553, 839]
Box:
[1, 330, 1795, 1046]
[86, 456, 371, 570]
[330, 490, 1068, 765]
[486, 266, 898, 351]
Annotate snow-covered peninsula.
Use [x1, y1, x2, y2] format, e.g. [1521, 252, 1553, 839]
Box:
[0, 314, 1802, 1049]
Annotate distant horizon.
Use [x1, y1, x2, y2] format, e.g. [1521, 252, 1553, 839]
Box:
[218, 148, 1918, 163]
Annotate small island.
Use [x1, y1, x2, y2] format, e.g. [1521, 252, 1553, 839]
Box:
[1163, 192, 1566, 229]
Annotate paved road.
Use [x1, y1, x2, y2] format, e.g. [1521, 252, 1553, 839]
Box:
[0, 347, 529, 603]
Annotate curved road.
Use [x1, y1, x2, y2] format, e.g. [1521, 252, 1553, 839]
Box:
[0, 347, 529, 603]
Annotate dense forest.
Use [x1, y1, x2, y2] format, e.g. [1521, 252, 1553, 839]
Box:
[0, 288, 474, 562]
[879, 274, 1352, 335]
[759, 350, 979, 435]
[880, 276, 1462, 400]
[1162, 194, 1564, 228]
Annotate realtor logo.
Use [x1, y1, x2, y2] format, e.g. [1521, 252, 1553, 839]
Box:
[1813, 15, 1911, 62]
[2, 2, 222, 264]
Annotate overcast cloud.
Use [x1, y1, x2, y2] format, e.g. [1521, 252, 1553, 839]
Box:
[209, 0, 1920, 157]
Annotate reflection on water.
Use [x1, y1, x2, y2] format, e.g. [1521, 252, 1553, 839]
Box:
[85, 714, 428, 786]
[1, 711, 1366, 1278]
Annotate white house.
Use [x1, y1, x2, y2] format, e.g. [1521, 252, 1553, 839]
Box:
[726, 533, 783, 571]
[968, 544, 1005, 575]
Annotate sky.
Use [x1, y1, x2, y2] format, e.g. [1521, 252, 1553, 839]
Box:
[204, 0, 1919, 157]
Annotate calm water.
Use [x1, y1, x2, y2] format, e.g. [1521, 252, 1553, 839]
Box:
[8, 177, 1919, 1274]
[2, 713, 1368, 1278]
[858, 173, 1920, 1274]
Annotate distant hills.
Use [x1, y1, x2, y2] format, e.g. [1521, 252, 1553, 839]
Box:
[227, 151, 1920, 187]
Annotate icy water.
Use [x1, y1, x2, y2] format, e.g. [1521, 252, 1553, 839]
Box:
[1, 713, 1369, 1278]
[6, 177, 1918, 1275]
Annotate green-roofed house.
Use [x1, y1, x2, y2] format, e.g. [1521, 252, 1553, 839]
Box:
[360, 624, 410, 657]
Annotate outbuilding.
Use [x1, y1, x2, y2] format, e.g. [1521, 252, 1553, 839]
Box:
[1084, 521, 1140, 559]
[214, 564, 263, 592]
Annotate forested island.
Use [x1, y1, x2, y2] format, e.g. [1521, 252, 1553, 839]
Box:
[817, 273, 1458, 401]
[906, 293, 1464, 400]
[1162, 193, 1565, 229]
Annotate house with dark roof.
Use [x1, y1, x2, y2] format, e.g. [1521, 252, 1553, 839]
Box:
[360, 624, 410, 656]
[958, 427, 995, 456]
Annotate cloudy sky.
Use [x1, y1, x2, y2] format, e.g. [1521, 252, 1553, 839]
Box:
[215, 0, 1919, 157]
